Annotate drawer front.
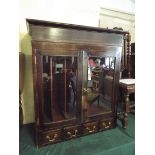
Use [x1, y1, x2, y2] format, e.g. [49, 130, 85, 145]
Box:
[99, 119, 114, 131]
[40, 129, 62, 145]
[64, 125, 81, 140]
[83, 121, 98, 135]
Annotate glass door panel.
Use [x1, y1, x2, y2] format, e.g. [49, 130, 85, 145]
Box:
[87, 56, 115, 117]
[42, 55, 78, 123]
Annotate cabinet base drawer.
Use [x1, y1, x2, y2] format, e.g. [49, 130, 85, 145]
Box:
[83, 121, 98, 135]
[39, 129, 62, 146]
[64, 125, 81, 140]
[99, 119, 114, 131]
[37, 119, 116, 146]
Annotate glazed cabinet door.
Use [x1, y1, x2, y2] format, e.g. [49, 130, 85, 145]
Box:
[34, 49, 120, 127]
[80, 50, 120, 121]
[34, 50, 81, 127]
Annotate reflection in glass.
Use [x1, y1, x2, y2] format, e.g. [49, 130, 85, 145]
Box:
[87, 56, 115, 116]
[42, 56, 77, 123]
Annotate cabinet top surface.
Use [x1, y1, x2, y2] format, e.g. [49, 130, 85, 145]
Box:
[26, 18, 129, 34]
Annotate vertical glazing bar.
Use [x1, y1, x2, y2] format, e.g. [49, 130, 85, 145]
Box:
[64, 57, 67, 118]
[82, 51, 88, 121]
[109, 57, 110, 70]
[50, 56, 53, 120]
[40, 55, 44, 121]
[77, 51, 83, 122]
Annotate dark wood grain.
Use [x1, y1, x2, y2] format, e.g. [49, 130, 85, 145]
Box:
[26, 18, 129, 34]
[28, 19, 125, 147]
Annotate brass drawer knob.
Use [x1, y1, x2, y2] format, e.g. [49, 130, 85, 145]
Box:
[67, 129, 78, 138]
[46, 133, 58, 142]
[86, 125, 96, 133]
[102, 121, 111, 129]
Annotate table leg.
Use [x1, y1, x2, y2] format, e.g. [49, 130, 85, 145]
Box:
[123, 93, 129, 128]
[19, 90, 23, 129]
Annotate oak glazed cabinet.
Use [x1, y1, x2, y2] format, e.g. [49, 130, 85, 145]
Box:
[26, 19, 130, 147]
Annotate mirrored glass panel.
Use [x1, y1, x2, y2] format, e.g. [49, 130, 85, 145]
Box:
[87, 56, 115, 117]
[42, 56, 78, 123]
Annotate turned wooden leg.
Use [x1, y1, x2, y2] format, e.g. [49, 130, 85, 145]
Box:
[123, 93, 129, 128]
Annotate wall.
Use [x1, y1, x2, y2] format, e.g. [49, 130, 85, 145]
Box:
[99, 8, 135, 42]
[19, 0, 135, 124]
[99, 0, 135, 14]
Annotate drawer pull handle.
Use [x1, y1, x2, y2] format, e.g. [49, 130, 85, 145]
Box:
[83, 88, 88, 93]
[86, 125, 96, 133]
[46, 134, 58, 142]
[67, 130, 78, 138]
[102, 122, 111, 129]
